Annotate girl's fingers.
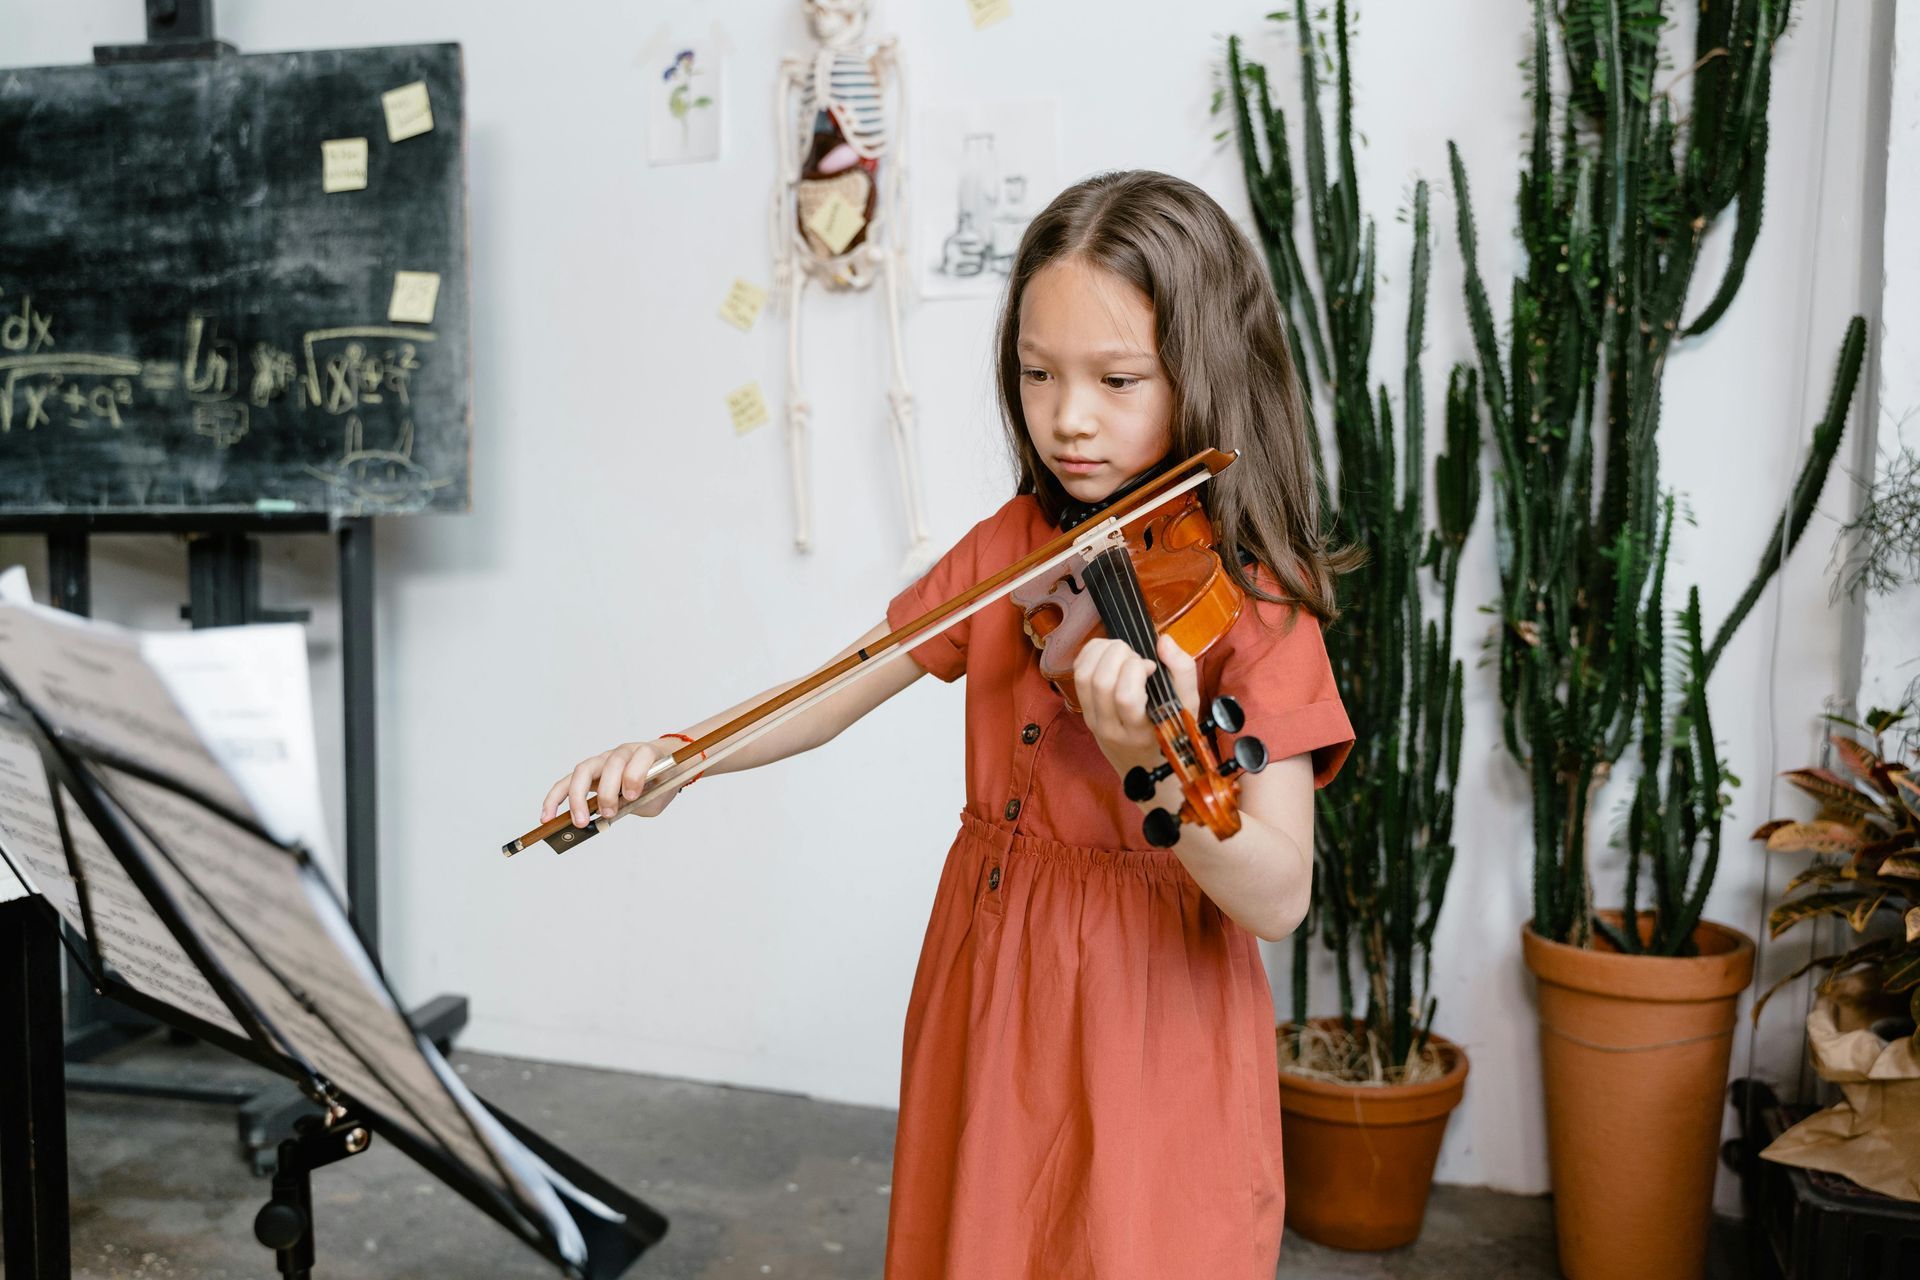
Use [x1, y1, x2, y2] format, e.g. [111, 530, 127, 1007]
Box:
[1158, 634, 1201, 712]
[541, 777, 570, 822]
[597, 750, 631, 820]
[567, 757, 603, 828]
[621, 745, 659, 802]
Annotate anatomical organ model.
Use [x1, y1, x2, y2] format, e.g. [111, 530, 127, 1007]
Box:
[770, 0, 933, 573]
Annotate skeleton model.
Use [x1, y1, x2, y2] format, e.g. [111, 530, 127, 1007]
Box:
[771, 0, 934, 574]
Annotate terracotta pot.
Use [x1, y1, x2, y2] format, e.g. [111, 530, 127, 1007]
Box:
[1522, 912, 1755, 1280]
[1275, 1019, 1470, 1250]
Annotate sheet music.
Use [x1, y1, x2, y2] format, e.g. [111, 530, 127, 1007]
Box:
[0, 839, 25, 903]
[97, 767, 546, 1215]
[140, 624, 337, 873]
[0, 590, 612, 1267]
[0, 712, 246, 1036]
[0, 602, 251, 819]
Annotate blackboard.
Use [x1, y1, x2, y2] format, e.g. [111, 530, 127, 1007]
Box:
[0, 43, 471, 518]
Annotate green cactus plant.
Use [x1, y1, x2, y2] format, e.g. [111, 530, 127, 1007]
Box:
[1225, 0, 1480, 1072]
[1445, 0, 1868, 953]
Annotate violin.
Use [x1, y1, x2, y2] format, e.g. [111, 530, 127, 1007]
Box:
[1011, 488, 1268, 847]
[503, 448, 1263, 857]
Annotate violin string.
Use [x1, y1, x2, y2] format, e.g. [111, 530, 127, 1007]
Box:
[1099, 539, 1187, 749]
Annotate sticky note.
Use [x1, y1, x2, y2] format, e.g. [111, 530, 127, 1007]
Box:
[968, 0, 1013, 30]
[727, 381, 771, 435]
[382, 80, 434, 143]
[805, 193, 866, 256]
[388, 271, 442, 324]
[718, 279, 769, 331]
[321, 138, 368, 192]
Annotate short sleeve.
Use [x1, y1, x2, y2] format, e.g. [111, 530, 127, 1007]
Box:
[885, 498, 1028, 683]
[1207, 588, 1355, 790]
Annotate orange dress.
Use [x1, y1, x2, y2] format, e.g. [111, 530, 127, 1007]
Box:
[882, 494, 1355, 1279]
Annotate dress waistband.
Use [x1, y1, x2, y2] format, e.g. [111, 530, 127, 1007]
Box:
[954, 809, 1196, 882]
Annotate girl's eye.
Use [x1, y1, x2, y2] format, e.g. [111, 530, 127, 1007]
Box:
[1104, 376, 1140, 390]
[1021, 368, 1050, 384]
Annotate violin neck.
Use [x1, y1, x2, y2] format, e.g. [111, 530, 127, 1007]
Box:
[1082, 546, 1183, 724]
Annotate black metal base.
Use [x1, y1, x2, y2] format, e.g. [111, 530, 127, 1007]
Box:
[1, 899, 71, 1280]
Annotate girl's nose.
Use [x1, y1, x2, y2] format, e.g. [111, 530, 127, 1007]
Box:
[1056, 383, 1100, 439]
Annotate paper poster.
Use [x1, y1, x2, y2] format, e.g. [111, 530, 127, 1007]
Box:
[805, 192, 866, 256]
[649, 42, 721, 166]
[718, 278, 769, 331]
[916, 99, 1060, 300]
[388, 271, 442, 324]
[727, 381, 770, 435]
[382, 81, 434, 143]
[321, 138, 369, 193]
[968, 0, 1014, 29]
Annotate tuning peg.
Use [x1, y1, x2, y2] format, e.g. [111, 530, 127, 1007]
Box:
[1202, 695, 1244, 736]
[1235, 736, 1268, 774]
[1142, 807, 1182, 847]
[1124, 761, 1174, 801]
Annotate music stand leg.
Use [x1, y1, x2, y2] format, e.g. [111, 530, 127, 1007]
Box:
[0, 898, 72, 1279]
[253, 1113, 371, 1280]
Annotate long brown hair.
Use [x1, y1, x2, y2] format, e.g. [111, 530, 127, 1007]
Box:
[995, 169, 1358, 623]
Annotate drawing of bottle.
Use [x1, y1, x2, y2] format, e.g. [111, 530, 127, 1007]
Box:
[940, 132, 997, 278]
[988, 173, 1028, 275]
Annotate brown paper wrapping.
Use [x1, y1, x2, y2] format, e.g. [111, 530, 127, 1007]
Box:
[1760, 980, 1920, 1203]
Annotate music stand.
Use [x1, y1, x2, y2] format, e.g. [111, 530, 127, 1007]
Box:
[0, 605, 666, 1278]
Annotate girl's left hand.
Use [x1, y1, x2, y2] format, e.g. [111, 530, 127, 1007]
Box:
[1073, 633, 1202, 783]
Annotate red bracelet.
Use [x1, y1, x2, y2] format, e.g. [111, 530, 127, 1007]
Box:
[660, 732, 706, 786]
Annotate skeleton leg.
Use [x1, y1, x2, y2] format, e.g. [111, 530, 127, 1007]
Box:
[785, 266, 814, 554]
[880, 245, 935, 576]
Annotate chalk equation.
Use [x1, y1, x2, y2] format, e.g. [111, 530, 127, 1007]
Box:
[0, 284, 458, 514]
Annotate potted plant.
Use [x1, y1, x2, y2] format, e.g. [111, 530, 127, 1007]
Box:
[1224, 2, 1478, 1250]
[1445, 1, 1868, 1276]
[1748, 707, 1920, 1199]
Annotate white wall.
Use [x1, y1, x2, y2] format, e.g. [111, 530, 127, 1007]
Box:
[2, 0, 1888, 1210]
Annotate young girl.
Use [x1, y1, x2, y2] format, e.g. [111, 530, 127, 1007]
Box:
[541, 170, 1355, 1277]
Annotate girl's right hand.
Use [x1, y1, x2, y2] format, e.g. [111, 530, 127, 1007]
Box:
[541, 739, 688, 829]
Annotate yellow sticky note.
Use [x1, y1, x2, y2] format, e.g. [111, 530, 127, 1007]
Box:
[718, 279, 769, 332]
[388, 271, 441, 324]
[382, 80, 434, 143]
[968, 0, 1013, 30]
[805, 193, 866, 256]
[727, 381, 771, 435]
[321, 138, 368, 193]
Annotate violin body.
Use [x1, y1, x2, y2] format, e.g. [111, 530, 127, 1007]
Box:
[1009, 489, 1267, 846]
[1010, 492, 1243, 712]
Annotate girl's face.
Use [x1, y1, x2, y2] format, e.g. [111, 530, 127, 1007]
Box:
[1017, 256, 1174, 506]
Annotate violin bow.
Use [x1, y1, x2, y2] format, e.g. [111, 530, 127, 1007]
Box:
[503, 447, 1239, 856]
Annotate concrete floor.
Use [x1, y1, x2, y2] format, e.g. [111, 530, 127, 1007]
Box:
[13, 1037, 1749, 1279]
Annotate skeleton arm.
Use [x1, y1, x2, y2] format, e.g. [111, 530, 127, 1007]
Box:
[770, 56, 807, 299]
[875, 38, 908, 286]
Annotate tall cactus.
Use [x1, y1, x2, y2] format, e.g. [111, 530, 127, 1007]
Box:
[1225, 0, 1480, 1068]
[1447, 0, 1867, 951]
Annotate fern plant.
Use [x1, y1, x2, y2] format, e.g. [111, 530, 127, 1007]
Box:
[1225, 0, 1479, 1072]
[1447, 0, 1867, 952]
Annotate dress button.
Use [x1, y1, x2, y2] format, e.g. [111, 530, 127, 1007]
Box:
[988, 866, 1001, 890]
[1021, 723, 1041, 744]
[1004, 798, 1021, 821]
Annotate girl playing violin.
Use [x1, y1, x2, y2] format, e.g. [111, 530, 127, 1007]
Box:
[539, 170, 1355, 1278]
